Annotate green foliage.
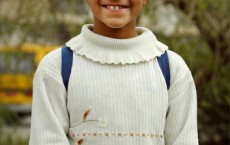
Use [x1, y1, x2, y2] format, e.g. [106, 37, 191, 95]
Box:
[0, 106, 29, 145]
[0, 136, 29, 145]
[0, 106, 20, 126]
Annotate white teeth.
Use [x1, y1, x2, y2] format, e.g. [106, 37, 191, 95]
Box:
[107, 5, 122, 10]
[107, 6, 114, 10]
[114, 6, 119, 10]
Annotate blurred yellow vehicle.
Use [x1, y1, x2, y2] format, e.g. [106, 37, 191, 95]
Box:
[0, 44, 58, 112]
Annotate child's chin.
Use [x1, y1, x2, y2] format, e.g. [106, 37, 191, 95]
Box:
[103, 19, 129, 29]
[105, 22, 127, 29]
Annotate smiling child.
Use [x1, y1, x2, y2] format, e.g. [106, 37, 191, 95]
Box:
[29, 0, 199, 145]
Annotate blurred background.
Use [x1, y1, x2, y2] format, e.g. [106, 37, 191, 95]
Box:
[0, 0, 229, 144]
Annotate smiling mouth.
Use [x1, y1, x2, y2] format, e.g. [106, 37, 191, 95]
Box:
[102, 5, 129, 10]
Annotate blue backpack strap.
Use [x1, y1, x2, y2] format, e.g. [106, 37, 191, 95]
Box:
[61, 46, 73, 90]
[61, 46, 169, 90]
[157, 51, 170, 89]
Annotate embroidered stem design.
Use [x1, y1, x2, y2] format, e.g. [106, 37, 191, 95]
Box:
[72, 107, 107, 128]
[72, 119, 99, 128]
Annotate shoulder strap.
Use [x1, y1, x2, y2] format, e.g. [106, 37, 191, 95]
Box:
[61, 46, 73, 90]
[61, 47, 170, 90]
[157, 51, 170, 90]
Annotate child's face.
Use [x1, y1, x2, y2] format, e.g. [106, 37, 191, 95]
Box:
[87, 0, 147, 29]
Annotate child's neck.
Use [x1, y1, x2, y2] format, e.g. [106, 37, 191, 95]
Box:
[92, 22, 138, 39]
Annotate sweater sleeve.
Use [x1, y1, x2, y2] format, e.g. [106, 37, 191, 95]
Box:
[29, 50, 70, 145]
[164, 51, 199, 145]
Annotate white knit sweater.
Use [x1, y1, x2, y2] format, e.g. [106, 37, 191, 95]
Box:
[29, 24, 199, 145]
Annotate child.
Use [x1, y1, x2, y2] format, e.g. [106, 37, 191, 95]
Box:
[29, 0, 199, 145]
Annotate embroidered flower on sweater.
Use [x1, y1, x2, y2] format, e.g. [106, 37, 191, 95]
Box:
[83, 108, 91, 121]
[71, 107, 107, 129]
[97, 117, 107, 127]
[71, 107, 164, 144]
[77, 139, 84, 145]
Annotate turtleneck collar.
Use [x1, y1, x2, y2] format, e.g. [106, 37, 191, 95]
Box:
[66, 24, 168, 65]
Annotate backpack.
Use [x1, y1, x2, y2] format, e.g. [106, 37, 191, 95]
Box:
[61, 46, 170, 90]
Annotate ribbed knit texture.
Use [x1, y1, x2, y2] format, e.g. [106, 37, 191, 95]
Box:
[29, 24, 199, 145]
